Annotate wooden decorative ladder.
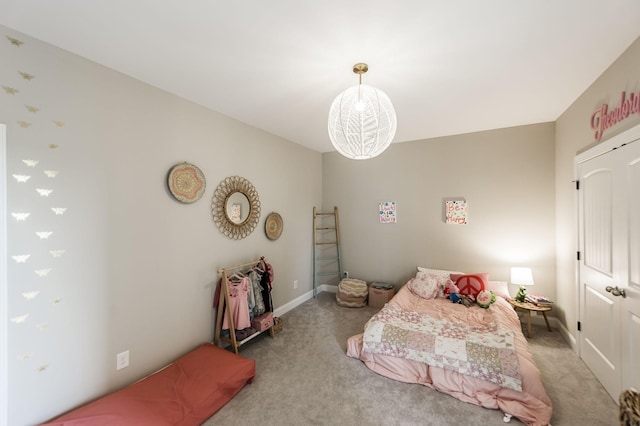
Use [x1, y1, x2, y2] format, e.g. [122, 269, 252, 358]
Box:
[313, 206, 343, 297]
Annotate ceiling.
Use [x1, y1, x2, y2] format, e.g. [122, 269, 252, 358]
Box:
[2, 1, 640, 153]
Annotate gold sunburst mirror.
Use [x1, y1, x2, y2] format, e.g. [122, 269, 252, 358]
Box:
[211, 176, 261, 240]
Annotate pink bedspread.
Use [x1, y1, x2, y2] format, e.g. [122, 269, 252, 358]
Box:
[347, 286, 552, 426]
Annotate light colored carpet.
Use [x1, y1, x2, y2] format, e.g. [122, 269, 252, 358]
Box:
[204, 292, 618, 426]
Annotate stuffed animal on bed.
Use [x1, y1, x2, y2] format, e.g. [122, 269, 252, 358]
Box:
[476, 290, 496, 309]
[446, 279, 495, 309]
[445, 280, 475, 307]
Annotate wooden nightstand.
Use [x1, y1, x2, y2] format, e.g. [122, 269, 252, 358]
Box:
[508, 299, 552, 338]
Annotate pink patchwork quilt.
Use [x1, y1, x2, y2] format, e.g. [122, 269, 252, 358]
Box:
[362, 304, 522, 391]
[347, 285, 552, 426]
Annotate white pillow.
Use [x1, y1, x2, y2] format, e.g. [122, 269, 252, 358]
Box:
[486, 280, 510, 299]
[407, 274, 440, 299]
[414, 267, 463, 298]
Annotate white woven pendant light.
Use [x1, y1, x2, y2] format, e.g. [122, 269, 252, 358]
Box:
[328, 63, 397, 160]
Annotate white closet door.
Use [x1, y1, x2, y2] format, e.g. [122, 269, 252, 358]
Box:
[621, 141, 640, 394]
[577, 130, 640, 401]
[578, 148, 622, 400]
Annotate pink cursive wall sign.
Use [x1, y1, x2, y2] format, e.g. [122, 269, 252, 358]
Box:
[590, 91, 640, 142]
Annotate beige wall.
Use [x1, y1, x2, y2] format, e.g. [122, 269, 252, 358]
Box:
[322, 122, 556, 299]
[555, 37, 640, 348]
[1, 26, 322, 425]
[3, 20, 639, 426]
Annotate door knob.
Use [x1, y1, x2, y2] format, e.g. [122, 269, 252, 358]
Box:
[605, 285, 627, 298]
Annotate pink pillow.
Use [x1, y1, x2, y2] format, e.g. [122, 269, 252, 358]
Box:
[416, 267, 463, 297]
[450, 273, 489, 298]
[407, 272, 441, 299]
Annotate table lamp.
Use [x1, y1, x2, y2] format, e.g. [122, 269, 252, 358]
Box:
[511, 267, 534, 302]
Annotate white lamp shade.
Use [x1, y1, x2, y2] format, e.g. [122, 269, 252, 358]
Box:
[328, 84, 397, 160]
[510, 267, 534, 286]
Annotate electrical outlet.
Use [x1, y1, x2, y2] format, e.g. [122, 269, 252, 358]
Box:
[116, 350, 129, 370]
[343, 271, 349, 279]
[293, 280, 298, 289]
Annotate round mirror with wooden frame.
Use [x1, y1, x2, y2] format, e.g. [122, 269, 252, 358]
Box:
[211, 176, 261, 240]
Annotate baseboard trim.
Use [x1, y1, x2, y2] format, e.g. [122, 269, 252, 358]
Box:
[273, 291, 313, 318]
[273, 286, 339, 318]
[320, 284, 338, 294]
[555, 319, 578, 353]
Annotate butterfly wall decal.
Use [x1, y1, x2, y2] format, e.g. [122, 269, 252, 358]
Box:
[51, 208, 67, 215]
[37, 364, 48, 373]
[53, 121, 65, 127]
[49, 144, 59, 149]
[35, 231, 53, 239]
[18, 71, 35, 81]
[50, 250, 65, 258]
[25, 105, 39, 113]
[2, 86, 18, 95]
[12, 174, 31, 183]
[12, 212, 30, 221]
[36, 188, 53, 197]
[17, 121, 31, 128]
[6, 36, 24, 46]
[18, 353, 33, 361]
[23, 159, 39, 167]
[36, 323, 49, 331]
[51, 297, 63, 304]
[12, 254, 30, 263]
[22, 291, 40, 300]
[11, 314, 29, 324]
[44, 170, 59, 178]
[34, 268, 51, 277]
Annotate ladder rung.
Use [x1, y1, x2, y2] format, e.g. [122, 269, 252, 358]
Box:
[315, 212, 336, 216]
[316, 242, 337, 245]
[317, 256, 339, 261]
[316, 227, 336, 230]
[318, 272, 340, 277]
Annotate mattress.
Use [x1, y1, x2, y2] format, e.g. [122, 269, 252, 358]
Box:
[347, 285, 552, 426]
[41, 343, 256, 425]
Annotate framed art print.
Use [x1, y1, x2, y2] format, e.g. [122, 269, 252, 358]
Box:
[445, 199, 467, 224]
[379, 201, 396, 224]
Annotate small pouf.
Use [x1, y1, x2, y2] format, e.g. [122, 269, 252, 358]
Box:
[336, 278, 368, 308]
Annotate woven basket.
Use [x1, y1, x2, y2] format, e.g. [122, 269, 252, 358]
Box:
[272, 317, 283, 334]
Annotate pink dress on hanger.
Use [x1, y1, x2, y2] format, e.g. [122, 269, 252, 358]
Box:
[222, 277, 251, 330]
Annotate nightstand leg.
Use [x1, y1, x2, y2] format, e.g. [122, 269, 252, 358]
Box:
[527, 310, 532, 338]
[542, 312, 551, 331]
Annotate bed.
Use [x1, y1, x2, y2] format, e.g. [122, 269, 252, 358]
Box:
[40, 343, 255, 425]
[346, 267, 552, 426]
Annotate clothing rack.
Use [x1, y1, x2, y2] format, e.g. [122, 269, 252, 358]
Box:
[213, 259, 275, 354]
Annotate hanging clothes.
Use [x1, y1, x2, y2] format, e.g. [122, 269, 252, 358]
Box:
[245, 274, 256, 319]
[222, 277, 251, 330]
[259, 273, 272, 313]
[248, 270, 266, 317]
[260, 256, 274, 291]
[259, 256, 274, 313]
